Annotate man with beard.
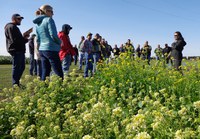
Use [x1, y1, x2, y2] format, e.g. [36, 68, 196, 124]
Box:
[5, 14, 30, 86]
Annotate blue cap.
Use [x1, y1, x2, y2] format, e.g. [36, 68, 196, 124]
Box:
[12, 14, 24, 20]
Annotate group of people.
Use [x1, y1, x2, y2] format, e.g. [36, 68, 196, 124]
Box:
[4, 4, 186, 86]
[110, 33, 186, 70]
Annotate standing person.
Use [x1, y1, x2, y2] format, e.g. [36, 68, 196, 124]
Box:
[119, 44, 125, 53]
[58, 24, 75, 75]
[141, 41, 152, 65]
[92, 33, 100, 73]
[81, 32, 93, 77]
[112, 44, 120, 57]
[4, 13, 30, 86]
[171, 31, 186, 70]
[34, 35, 42, 79]
[97, 35, 102, 61]
[163, 43, 172, 64]
[78, 36, 85, 70]
[125, 39, 135, 55]
[136, 44, 141, 58]
[100, 39, 107, 60]
[33, 11, 42, 79]
[73, 45, 79, 65]
[154, 44, 163, 60]
[105, 41, 113, 63]
[33, 4, 63, 80]
[29, 34, 37, 75]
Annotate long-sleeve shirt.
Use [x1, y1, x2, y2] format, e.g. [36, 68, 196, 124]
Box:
[171, 39, 186, 60]
[81, 39, 93, 53]
[33, 15, 61, 52]
[58, 31, 75, 61]
[4, 23, 28, 54]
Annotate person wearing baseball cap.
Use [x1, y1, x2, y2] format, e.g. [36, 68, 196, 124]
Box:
[12, 14, 24, 20]
[87, 32, 92, 37]
[82, 32, 93, 77]
[58, 24, 75, 76]
[4, 13, 29, 86]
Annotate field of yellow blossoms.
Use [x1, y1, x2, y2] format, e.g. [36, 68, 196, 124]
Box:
[1, 54, 200, 139]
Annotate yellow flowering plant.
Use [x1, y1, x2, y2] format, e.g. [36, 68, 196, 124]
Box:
[0, 54, 200, 138]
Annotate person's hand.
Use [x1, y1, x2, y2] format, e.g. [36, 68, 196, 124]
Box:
[23, 27, 33, 39]
[167, 52, 171, 59]
[23, 33, 30, 39]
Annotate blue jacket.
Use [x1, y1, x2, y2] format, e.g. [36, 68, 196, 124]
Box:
[33, 15, 61, 52]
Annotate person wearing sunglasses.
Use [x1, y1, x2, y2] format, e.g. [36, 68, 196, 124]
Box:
[33, 4, 63, 80]
[4, 14, 29, 86]
[171, 31, 186, 71]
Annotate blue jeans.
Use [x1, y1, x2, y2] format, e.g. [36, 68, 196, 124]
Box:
[29, 54, 37, 75]
[39, 51, 63, 80]
[84, 52, 93, 77]
[62, 54, 72, 74]
[11, 52, 25, 86]
[92, 52, 100, 73]
[79, 52, 84, 70]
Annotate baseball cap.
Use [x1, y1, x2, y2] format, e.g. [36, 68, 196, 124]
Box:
[65, 24, 72, 30]
[62, 24, 72, 32]
[95, 33, 100, 37]
[12, 14, 24, 20]
[87, 32, 92, 36]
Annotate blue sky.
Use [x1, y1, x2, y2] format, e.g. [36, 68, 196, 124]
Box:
[0, 0, 200, 57]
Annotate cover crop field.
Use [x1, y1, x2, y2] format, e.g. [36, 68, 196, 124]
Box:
[0, 54, 200, 139]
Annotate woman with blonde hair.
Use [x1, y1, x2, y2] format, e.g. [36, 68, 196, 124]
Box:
[33, 4, 63, 80]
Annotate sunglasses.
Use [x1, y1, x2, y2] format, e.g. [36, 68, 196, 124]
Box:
[47, 10, 53, 14]
[16, 18, 22, 21]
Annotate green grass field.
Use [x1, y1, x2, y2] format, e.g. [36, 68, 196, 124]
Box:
[0, 65, 29, 90]
[0, 63, 82, 90]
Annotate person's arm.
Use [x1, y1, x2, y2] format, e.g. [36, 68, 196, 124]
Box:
[7, 25, 28, 45]
[80, 40, 86, 52]
[167, 51, 171, 59]
[176, 40, 186, 47]
[48, 18, 61, 45]
[58, 33, 66, 50]
[173, 40, 186, 51]
[36, 28, 40, 47]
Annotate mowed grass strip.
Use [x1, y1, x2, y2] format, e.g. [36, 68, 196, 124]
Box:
[0, 64, 29, 90]
[0, 63, 82, 90]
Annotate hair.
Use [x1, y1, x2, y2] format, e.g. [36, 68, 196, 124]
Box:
[35, 10, 41, 16]
[175, 31, 184, 40]
[36, 4, 53, 15]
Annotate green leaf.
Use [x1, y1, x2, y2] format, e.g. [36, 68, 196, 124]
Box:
[138, 101, 143, 108]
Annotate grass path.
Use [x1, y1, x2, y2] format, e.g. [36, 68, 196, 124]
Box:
[0, 63, 81, 90]
[0, 65, 29, 90]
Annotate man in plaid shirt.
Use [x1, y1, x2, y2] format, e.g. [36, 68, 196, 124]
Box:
[81, 32, 93, 77]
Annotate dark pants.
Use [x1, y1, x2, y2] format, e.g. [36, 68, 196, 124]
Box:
[147, 54, 151, 65]
[39, 51, 63, 80]
[74, 55, 78, 65]
[29, 54, 37, 75]
[36, 59, 42, 79]
[173, 59, 182, 70]
[11, 52, 25, 86]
